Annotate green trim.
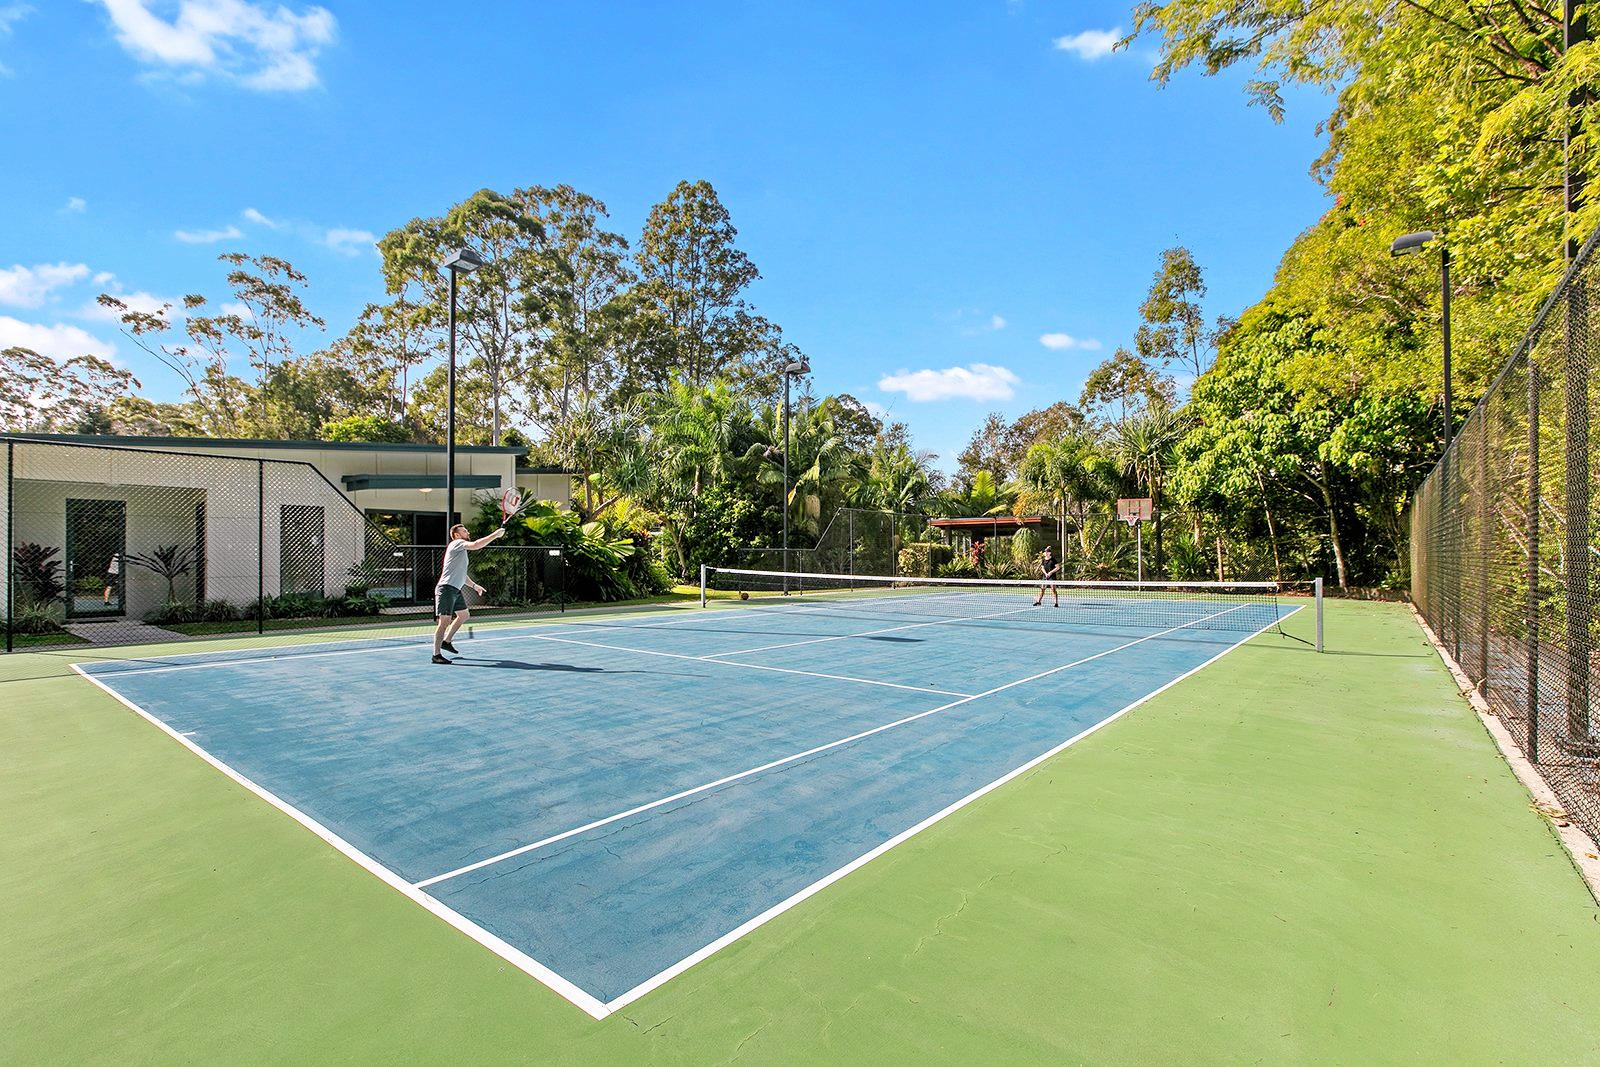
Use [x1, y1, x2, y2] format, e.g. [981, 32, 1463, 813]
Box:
[2, 433, 525, 456]
[340, 474, 503, 492]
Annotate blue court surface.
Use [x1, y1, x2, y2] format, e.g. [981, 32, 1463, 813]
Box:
[74, 587, 1296, 1018]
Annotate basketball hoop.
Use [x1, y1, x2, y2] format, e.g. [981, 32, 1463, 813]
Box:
[1116, 497, 1154, 527]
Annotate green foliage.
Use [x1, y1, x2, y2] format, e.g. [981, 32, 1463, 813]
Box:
[1, 347, 138, 433]
[124, 544, 198, 603]
[936, 556, 979, 579]
[144, 600, 246, 625]
[897, 541, 954, 578]
[9, 600, 66, 634]
[1011, 528, 1043, 569]
[320, 414, 412, 443]
[12, 542, 64, 606]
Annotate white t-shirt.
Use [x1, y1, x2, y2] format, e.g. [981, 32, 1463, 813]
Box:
[437, 539, 469, 590]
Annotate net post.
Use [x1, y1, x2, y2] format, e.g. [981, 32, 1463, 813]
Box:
[4, 439, 13, 654]
[699, 564, 708, 608]
[257, 459, 265, 635]
[1314, 577, 1324, 653]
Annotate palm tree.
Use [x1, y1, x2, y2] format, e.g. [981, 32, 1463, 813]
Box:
[1108, 404, 1188, 574]
[939, 470, 1013, 517]
[641, 378, 753, 577]
[748, 398, 849, 540]
[1018, 430, 1115, 566]
[848, 440, 935, 514]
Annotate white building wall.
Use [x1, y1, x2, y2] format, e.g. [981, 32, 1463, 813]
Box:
[4, 439, 522, 621]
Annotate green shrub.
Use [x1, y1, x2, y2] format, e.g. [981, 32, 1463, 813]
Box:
[13, 542, 64, 605]
[1012, 528, 1043, 569]
[145, 599, 244, 625]
[10, 600, 65, 634]
[936, 557, 978, 579]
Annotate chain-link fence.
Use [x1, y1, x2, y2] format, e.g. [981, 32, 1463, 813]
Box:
[1411, 229, 1600, 848]
[2, 437, 567, 651]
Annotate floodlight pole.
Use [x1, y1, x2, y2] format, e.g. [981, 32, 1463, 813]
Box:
[447, 267, 457, 527]
[782, 375, 790, 583]
[780, 358, 810, 591]
[440, 247, 486, 530]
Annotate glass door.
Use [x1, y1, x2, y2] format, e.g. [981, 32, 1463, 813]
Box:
[65, 498, 126, 619]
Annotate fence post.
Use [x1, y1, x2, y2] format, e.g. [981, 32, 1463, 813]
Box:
[1478, 417, 1491, 690]
[1563, 278, 1592, 744]
[4, 439, 12, 654]
[257, 459, 265, 636]
[1528, 360, 1541, 764]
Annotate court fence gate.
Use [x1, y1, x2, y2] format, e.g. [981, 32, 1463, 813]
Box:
[2, 436, 567, 653]
[1410, 226, 1600, 849]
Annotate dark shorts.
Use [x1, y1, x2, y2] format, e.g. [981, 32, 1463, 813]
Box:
[435, 584, 468, 617]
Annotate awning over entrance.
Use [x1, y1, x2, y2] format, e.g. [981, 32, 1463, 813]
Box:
[340, 474, 504, 492]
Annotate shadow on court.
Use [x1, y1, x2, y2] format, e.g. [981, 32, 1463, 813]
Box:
[449, 659, 610, 673]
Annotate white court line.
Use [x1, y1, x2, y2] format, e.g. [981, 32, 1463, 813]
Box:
[708, 601, 1043, 658]
[600, 603, 1301, 1014]
[503, 631, 972, 698]
[73, 600, 1299, 1020]
[76, 593, 976, 679]
[67, 662, 612, 1021]
[414, 600, 1259, 890]
[82, 624, 971, 698]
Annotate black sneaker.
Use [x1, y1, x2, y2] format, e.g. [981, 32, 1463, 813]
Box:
[431, 653, 452, 664]
[442, 640, 460, 655]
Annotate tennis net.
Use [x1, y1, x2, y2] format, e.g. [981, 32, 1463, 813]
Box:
[701, 566, 1305, 637]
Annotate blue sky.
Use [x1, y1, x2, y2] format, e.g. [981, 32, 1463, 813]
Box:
[0, 1, 1331, 468]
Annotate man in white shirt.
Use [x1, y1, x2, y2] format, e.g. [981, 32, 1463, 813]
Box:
[432, 523, 506, 663]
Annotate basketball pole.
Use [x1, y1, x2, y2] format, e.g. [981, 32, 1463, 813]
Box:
[1136, 519, 1143, 584]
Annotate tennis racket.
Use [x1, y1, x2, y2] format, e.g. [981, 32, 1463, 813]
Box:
[497, 487, 532, 528]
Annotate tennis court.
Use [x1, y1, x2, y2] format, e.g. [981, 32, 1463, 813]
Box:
[72, 572, 1301, 1018]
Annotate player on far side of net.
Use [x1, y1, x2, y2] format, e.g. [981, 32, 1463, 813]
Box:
[1032, 545, 1060, 608]
[432, 522, 508, 664]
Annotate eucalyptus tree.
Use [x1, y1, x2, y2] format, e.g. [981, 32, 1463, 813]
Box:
[0, 347, 137, 432]
[628, 180, 789, 397]
[377, 189, 548, 445]
[97, 253, 324, 437]
[512, 184, 634, 435]
[1135, 247, 1215, 382]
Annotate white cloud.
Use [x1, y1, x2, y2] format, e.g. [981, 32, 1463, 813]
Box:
[1053, 28, 1121, 61]
[878, 363, 1020, 403]
[0, 316, 116, 361]
[1039, 332, 1102, 351]
[990, 314, 1007, 331]
[0, 262, 92, 308]
[220, 300, 252, 319]
[95, 0, 337, 92]
[862, 399, 890, 419]
[174, 224, 243, 244]
[0, 3, 29, 34]
[63, 196, 87, 214]
[323, 227, 375, 256]
[242, 206, 279, 227]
